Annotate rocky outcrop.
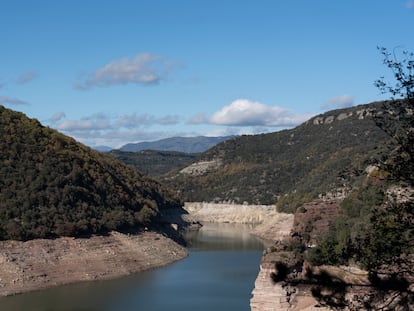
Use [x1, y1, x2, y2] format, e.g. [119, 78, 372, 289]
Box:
[179, 159, 222, 175]
[0, 231, 187, 297]
[310, 107, 376, 126]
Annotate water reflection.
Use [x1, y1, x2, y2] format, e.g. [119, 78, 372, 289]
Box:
[0, 223, 263, 311]
[185, 222, 263, 251]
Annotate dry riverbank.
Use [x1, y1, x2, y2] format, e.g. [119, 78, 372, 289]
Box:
[0, 231, 187, 297]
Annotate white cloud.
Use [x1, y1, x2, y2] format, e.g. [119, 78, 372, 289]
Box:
[82, 128, 167, 145]
[209, 99, 311, 127]
[321, 95, 354, 110]
[16, 71, 37, 84]
[56, 119, 110, 131]
[115, 113, 181, 128]
[74, 53, 176, 90]
[115, 113, 156, 128]
[188, 112, 208, 125]
[0, 96, 28, 105]
[47, 100, 313, 148]
[55, 113, 110, 131]
[48, 112, 183, 148]
[158, 115, 181, 125]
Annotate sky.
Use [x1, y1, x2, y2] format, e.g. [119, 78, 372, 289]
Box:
[1, 0, 414, 149]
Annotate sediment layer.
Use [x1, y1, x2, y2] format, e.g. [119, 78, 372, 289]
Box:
[0, 231, 187, 297]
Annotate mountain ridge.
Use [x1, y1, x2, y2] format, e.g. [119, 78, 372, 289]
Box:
[119, 135, 234, 153]
[161, 101, 391, 209]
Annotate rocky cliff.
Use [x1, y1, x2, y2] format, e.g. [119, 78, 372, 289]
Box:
[250, 199, 342, 310]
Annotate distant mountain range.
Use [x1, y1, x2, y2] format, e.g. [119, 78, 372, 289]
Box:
[118, 136, 234, 153]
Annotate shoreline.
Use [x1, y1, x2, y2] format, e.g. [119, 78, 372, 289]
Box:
[0, 231, 188, 297]
[0, 202, 296, 309]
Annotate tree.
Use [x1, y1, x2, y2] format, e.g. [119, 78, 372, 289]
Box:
[372, 47, 414, 185]
[301, 47, 414, 310]
[348, 46, 414, 310]
[374, 46, 414, 101]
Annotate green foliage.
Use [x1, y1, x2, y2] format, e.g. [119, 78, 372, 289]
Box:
[307, 181, 387, 266]
[308, 47, 414, 271]
[0, 106, 182, 240]
[340, 180, 385, 219]
[108, 150, 198, 176]
[276, 192, 316, 213]
[374, 47, 414, 100]
[307, 216, 352, 266]
[360, 200, 414, 270]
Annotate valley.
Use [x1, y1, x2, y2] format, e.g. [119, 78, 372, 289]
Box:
[1, 99, 413, 310]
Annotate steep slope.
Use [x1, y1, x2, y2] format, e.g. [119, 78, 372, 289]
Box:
[163, 102, 390, 209]
[0, 106, 181, 240]
[119, 135, 234, 153]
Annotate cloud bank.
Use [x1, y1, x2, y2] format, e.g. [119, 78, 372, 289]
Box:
[49, 112, 182, 148]
[74, 53, 175, 90]
[49, 99, 314, 148]
[209, 99, 311, 127]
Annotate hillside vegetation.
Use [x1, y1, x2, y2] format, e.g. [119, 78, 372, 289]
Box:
[108, 150, 198, 176]
[162, 102, 390, 210]
[0, 106, 181, 240]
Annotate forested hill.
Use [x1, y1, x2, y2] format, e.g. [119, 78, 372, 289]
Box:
[0, 106, 181, 240]
[163, 101, 391, 210]
[109, 149, 198, 176]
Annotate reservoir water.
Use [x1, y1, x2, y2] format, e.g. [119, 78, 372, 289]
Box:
[0, 223, 263, 311]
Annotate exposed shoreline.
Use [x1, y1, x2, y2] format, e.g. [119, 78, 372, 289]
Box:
[0, 202, 296, 309]
[0, 231, 187, 297]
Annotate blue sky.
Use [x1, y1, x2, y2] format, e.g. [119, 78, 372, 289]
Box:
[1, 0, 413, 148]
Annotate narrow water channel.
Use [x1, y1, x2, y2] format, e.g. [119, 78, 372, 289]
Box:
[0, 223, 263, 311]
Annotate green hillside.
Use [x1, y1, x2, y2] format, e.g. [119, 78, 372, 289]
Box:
[0, 106, 181, 240]
[162, 102, 391, 210]
[108, 150, 198, 176]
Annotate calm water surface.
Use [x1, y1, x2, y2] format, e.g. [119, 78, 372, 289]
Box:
[0, 223, 263, 311]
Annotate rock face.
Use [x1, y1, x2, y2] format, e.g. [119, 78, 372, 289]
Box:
[250, 199, 343, 311]
[251, 262, 295, 311]
[179, 159, 222, 175]
[184, 202, 277, 224]
[292, 200, 341, 246]
[251, 261, 331, 311]
[0, 231, 187, 297]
